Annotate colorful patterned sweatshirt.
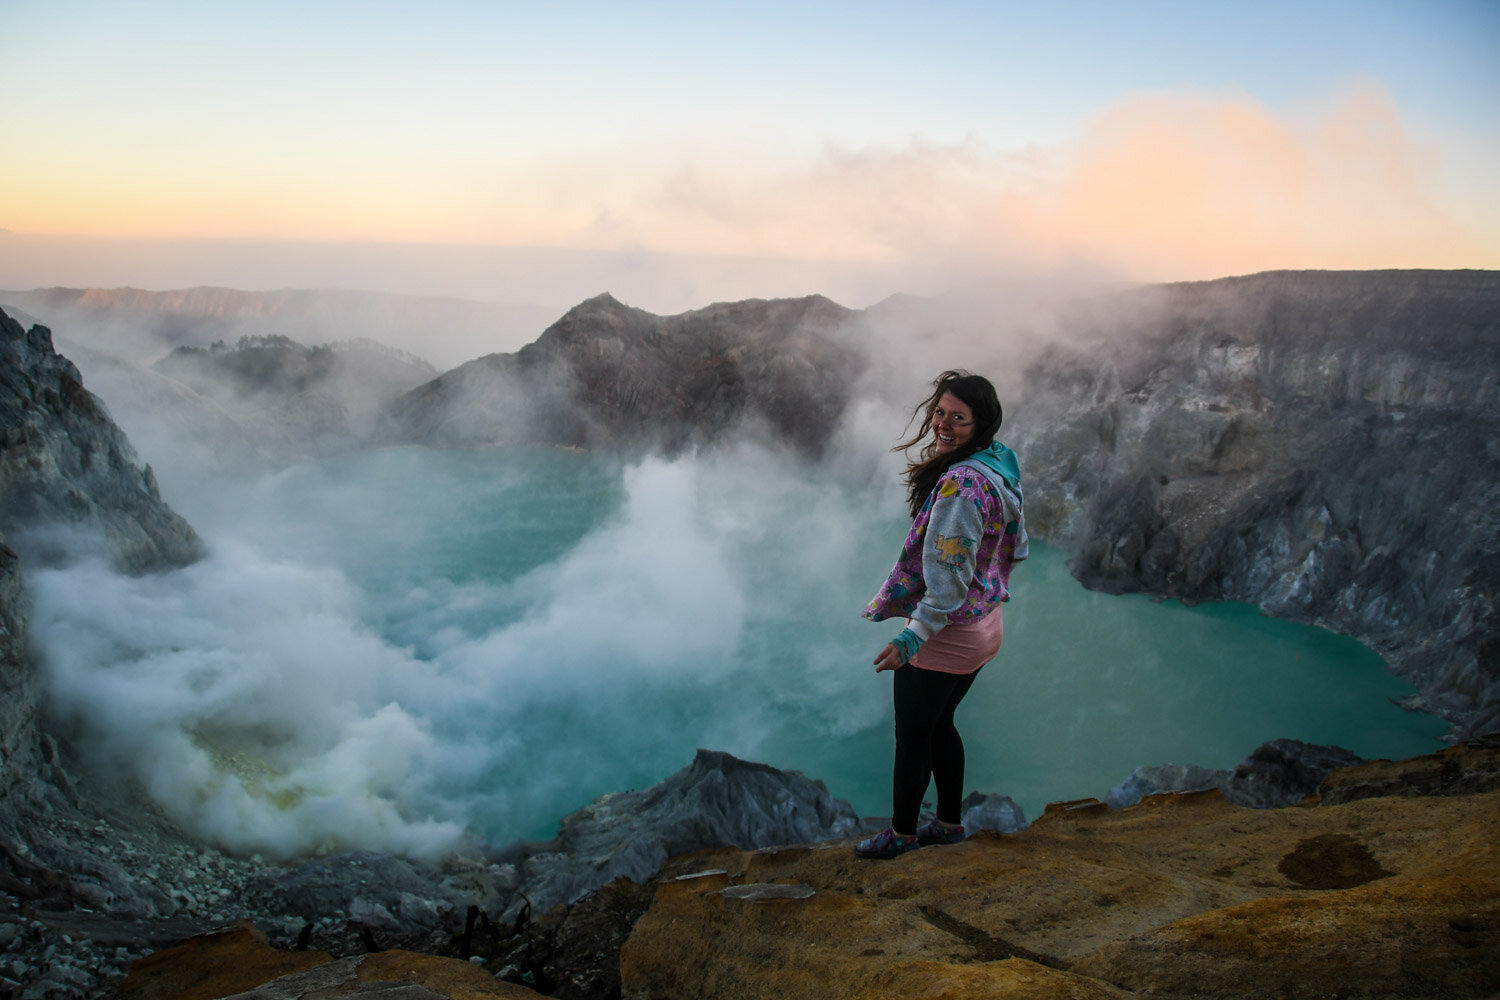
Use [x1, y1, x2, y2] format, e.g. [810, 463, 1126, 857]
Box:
[864, 441, 1028, 646]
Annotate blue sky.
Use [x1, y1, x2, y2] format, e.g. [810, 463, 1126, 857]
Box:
[2, 0, 1496, 307]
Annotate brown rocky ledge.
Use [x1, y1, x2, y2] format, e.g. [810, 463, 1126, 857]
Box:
[622, 740, 1499, 1000]
[115, 740, 1499, 1000]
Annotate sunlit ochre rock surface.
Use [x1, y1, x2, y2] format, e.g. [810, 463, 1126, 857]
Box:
[619, 740, 1499, 1000]
[116, 923, 541, 1000]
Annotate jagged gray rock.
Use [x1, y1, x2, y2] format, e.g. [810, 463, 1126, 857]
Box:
[0, 306, 202, 812]
[381, 293, 866, 455]
[1009, 270, 1500, 739]
[494, 749, 864, 917]
[238, 849, 502, 955]
[1224, 738, 1366, 808]
[1107, 738, 1365, 809]
[0, 306, 215, 998]
[0, 308, 200, 573]
[0, 536, 34, 789]
[958, 791, 1028, 833]
[1106, 762, 1227, 810]
[0, 747, 866, 998]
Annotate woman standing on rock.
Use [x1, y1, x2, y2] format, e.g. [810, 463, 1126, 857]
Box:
[857, 370, 1027, 859]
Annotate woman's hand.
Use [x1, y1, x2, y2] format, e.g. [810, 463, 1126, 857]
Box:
[873, 643, 905, 672]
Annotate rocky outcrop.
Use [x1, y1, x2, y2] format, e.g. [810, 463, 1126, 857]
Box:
[489, 749, 865, 920]
[0, 305, 200, 812]
[0, 537, 33, 789]
[957, 790, 1028, 833]
[621, 738, 1500, 1000]
[0, 749, 866, 999]
[382, 293, 865, 455]
[1108, 739, 1364, 809]
[0, 308, 200, 573]
[0, 308, 215, 997]
[1009, 270, 1500, 738]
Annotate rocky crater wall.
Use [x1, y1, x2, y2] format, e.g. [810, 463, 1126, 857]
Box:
[0, 309, 200, 574]
[1008, 270, 1500, 737]
[0, 307, 201, 806]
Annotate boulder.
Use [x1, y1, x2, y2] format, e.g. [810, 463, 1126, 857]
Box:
[1108, 738, 1365, 810]
[499, 749, 864, 918]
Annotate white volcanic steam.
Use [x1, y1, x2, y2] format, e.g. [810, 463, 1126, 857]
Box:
[29, 443, 900, 859]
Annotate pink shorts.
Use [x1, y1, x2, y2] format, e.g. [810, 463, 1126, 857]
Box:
[910, 607, 1004, 675]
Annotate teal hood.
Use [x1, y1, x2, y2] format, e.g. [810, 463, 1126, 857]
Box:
[963, 440, 1021, 490]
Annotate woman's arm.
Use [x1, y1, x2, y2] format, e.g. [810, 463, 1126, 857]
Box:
[879, 474, 986, 667]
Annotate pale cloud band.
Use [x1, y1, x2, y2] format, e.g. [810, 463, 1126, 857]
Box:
[592, 83, 1491, 282]
[1, 85, 1493, 309]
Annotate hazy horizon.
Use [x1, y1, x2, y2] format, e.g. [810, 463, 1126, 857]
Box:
[0, 232, 942, 318]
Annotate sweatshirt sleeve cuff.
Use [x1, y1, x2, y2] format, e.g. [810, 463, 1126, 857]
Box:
[890, 628, 926, 664]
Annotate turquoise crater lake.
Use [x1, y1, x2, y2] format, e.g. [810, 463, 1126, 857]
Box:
[92, 445, 1449, 847]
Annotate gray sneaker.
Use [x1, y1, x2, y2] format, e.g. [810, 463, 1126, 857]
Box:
[855, 827, 920, 859]
[915, 820, 965, 846]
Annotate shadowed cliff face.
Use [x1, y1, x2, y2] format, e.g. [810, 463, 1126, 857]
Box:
[0, 309, 201, 573]
[381, 293, 866, 455]
[0, 537, 34, 786]
[0, 307, 201, 804]
[1007, 270, 1500, 738]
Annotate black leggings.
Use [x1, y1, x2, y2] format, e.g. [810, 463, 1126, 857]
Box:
[891, 665, 981, 835]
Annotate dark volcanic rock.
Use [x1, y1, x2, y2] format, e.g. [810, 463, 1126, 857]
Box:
[1316, 732, 1500, 804]
[0, 537, 33, 786]
[1107, 739, 1365, 810]
[1009, 270, 1500, 738]
[0, 307, 215, 998]
[0, 305, 201, 807]
[0, 308, 200, 572]
[958, 791, 1028, 833]
[1225, 738, 1365, 809]
[382, 293, 865, 455]
[493, 749, 864, 919]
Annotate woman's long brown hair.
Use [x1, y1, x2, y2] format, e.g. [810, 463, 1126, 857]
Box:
[894, 370, 1003, 519]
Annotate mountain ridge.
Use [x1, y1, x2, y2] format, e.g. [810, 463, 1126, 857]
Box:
[380, 290, 865, 454]
[0, 285, 561, 370]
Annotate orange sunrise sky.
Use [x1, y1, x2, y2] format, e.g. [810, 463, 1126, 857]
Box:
[2, 0, 1496, 311]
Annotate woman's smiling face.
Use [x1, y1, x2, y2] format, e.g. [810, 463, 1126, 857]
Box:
[931, 392, 975, 454]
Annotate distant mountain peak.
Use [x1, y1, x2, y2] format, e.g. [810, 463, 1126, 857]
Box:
[385, 290, 867, 454]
